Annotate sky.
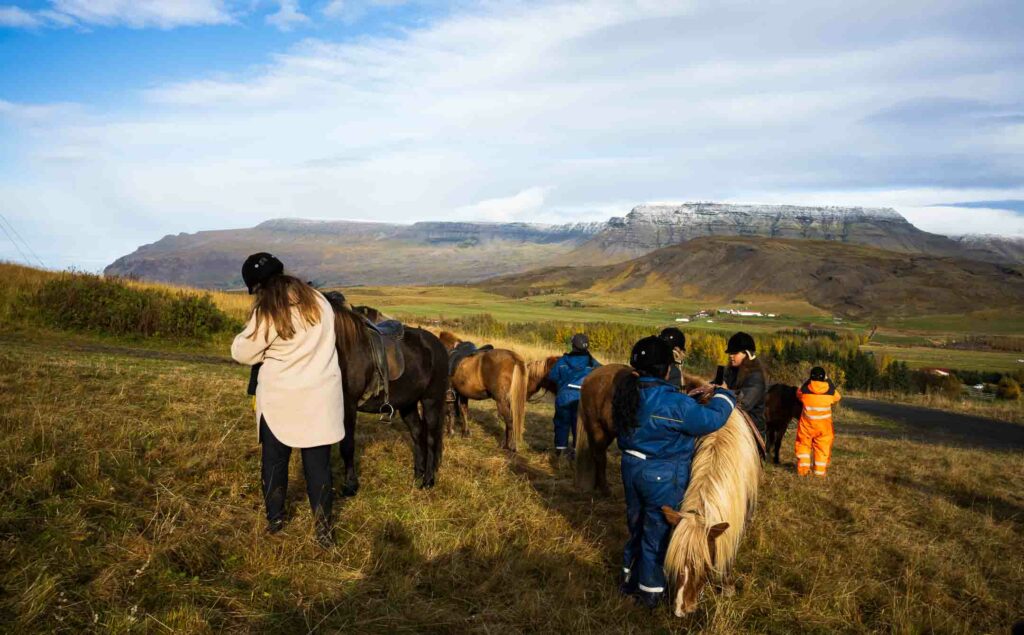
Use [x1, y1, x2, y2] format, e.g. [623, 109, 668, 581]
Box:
[1, 0, 1023, 271]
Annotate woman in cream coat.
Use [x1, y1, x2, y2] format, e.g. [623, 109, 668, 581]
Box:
[231, 253, 345, 546]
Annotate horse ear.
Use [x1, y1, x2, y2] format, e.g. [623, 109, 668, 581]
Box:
[707, 522, 729, 541]
[661, 506, 684, 527]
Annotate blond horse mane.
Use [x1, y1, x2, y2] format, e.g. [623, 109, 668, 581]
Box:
[664, 404, 760, 601]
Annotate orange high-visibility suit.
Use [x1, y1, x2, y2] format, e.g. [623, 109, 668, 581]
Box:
[795, 379, 841, 476]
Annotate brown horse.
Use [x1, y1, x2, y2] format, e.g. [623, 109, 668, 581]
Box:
[438, 332, 528, 452]
[764, 383, 802, 465]
[325, 292, 449, 489]
[575, 364, 706, 494]
[527, 356, 559, 400]
[575, 365, 760, 615]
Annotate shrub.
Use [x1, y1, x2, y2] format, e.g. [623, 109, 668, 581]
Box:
[31, 273, 238, 339]
[911, 371, 963, 400]
[996, 377, 1021, 401]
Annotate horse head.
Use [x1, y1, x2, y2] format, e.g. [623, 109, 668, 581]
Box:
[662, 506, 729, 616]
[437, 331, 462, 351]
[527, 356, 559, 399]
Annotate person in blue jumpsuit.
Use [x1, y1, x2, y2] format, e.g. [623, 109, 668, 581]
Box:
[547, 333, 601, 458]
[614, 336, 736, 608]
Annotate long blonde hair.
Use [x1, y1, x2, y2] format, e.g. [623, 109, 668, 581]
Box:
[248, 274, 322, 341]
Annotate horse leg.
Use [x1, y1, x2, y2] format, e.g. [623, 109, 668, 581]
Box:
[458, 396, 471, 438]
[339, 403, 359, 496]
[400, 405, 427, 486]
[496, 396, 515, 452]
[773, 427, 784, 465]
[720, 570, 736, 597]
[444, 393, 456, 437]
[420, 395, 445, 489]
[593, 438, 610, 497]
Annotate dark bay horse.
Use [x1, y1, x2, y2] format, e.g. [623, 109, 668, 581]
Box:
[325, 293, 449, 489]
[764, 383, 802, 465]
[438, 332, 528, 452]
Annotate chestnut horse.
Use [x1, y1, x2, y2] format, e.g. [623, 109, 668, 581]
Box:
[325, 293, 449, 489]
[574, 364, 760, 616]
[527, 356, 559, 400]
[764, 384, 802, 464]
[438, 332, 528, 452]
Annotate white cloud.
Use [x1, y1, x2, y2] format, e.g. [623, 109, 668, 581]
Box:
[1, 0, 235, 29]
[2, 0, 1024, 270]
[453, 187, 550, 222]
[0, 5, 41, 27]
[266, 0, 309, 31]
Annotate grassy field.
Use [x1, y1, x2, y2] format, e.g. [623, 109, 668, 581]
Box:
[860, 344, 1024, 373]
[1, 331, 1023, 632]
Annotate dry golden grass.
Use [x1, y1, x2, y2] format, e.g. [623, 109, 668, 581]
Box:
[1, 331, 1022, 632]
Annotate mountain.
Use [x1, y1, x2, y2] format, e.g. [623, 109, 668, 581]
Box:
[951, 234, 1024, 264]
[567, 203, 972, 264]
[104, 219, 604, 289]
[104, 203, 1023, 289]
[480, 236, 1024, 318]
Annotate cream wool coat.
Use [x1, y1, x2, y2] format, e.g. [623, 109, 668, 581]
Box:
[231, 292, 345, 448]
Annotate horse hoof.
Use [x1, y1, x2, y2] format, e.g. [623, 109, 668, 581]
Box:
[418, 478, 435, 489]
[340, 481, 359, 497]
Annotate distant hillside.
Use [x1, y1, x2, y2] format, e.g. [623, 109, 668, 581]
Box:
[104, 219, 603, 289]
[952, 234, 1024, 264]
[104, 203, 1023, 288]
[480, 236, 1024, 318]
[568, 203, 976, 264]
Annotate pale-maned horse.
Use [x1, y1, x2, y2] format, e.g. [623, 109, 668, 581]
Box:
[526, 356, 559, 400]
[575, 364, 760, 616]
[438, 331, 528, 452]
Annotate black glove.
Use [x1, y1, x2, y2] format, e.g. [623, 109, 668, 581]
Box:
[247, 362, 262, 396]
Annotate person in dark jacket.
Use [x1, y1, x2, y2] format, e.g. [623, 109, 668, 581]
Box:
[658, 327, 686, 389]
[716, 331, 767, 439]
[614, 336, 736, 608]
[547, 333, 601, 458]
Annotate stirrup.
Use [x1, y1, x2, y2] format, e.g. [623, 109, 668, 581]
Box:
[379, 402, 396, 422]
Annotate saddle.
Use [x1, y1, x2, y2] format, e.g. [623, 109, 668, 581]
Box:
[360, 317, 407, 417]
[447, 341, 494, 376]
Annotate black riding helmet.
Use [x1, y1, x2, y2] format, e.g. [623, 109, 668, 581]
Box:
[810, 366, 827, 381]
[571, 333, 590, 353]
[725, 331, 756, 354]
[242, 252, 284, 294]
[659, 327, 686, 351]
[630, 336, 674, 376]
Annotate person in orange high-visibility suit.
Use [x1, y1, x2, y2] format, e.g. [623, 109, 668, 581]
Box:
[795, 366, 841, 477]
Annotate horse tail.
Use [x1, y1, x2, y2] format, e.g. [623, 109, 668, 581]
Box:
[574, 390, 595, 492]
[509, 358, 527, 449]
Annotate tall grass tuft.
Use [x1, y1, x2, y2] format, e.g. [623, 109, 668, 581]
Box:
[27, 272, 239, 339]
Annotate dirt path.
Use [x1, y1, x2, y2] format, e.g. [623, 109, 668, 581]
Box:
[842, 397, 1024, 451]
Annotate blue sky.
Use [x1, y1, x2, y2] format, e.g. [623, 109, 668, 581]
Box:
[1, 0, 1023, 270]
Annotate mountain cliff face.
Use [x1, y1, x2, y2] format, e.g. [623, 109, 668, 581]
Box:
[104, 203, 1023, 289]
[568, 203, 966, 264]
[104, 219, 603, 289]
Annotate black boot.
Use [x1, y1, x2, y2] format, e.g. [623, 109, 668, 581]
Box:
[635, 590, 663, 610]
[266, 517, 285, 535]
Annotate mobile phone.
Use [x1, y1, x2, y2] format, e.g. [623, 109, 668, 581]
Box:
[712, 365, 725, 386]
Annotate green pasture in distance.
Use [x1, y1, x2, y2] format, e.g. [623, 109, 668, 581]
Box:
[345, 286, 867, 335]
[862, 344, 1024, 373]
[880, 311, 1024, 336]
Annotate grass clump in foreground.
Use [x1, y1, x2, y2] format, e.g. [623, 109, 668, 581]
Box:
[28, 272, 239, 339]
[1, 334, 1022, 632]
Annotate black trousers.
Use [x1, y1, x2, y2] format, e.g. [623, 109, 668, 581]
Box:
[259, 416, 333, 525]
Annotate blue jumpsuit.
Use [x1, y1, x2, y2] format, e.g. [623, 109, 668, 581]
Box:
[617, 378, 736, 595]
[547, 352, 601, 450]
